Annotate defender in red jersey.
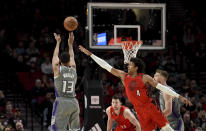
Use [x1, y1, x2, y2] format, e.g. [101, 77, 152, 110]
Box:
[106, 95, 141, 131]
[79, 45, 192, 131]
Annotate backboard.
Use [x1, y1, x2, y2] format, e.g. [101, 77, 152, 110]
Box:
[87, 3, 166, 50]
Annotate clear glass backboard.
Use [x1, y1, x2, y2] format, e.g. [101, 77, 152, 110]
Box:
[87, 3, 166, 50]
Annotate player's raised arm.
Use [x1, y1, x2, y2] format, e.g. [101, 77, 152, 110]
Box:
[79, 45, 126, 80]
[52, 33, 61, 77]
[123, 109, 141, 131]
[68, 32, 76, 69]
[106, 107, 114, 131]
[143, 74, 192, 106]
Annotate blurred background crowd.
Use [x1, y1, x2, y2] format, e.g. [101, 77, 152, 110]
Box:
[0, 0, 205, 131]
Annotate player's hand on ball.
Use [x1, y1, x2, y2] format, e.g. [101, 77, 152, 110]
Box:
[54, 33, 61, 43]
[68, 32, 74, 45]
[179, 96, 192, 106]
[79, 45, 92, 56]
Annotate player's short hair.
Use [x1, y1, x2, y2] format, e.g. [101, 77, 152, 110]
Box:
[59, 52, 70, 64]
[112, 95, 122, 101]
[156, 69, 169, 80]
[130, 57, 145, 73]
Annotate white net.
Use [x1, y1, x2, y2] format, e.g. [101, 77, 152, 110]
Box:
[121, 41, 142, 64]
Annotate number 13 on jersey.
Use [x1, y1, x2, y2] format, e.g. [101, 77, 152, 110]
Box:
[63, 81, 74, 93]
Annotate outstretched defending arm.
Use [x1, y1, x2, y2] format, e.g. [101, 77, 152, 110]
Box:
[68, 32, 76, 69]
[52, 33, 61, 77]
[79, 45, 126, 80]
[143, 74, 192, 106]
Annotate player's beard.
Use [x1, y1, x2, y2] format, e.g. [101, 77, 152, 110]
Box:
[114, 106, 119, 110]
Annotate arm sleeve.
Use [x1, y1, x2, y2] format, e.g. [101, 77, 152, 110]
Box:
[90, 54, 113, 72]
[156, 83, 180, 98]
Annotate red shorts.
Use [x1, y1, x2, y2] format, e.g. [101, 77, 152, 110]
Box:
[134, 103, 168, 131]
[115, 126, 136, 131]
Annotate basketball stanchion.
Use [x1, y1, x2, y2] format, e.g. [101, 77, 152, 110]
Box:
[82, 79, 106, 131]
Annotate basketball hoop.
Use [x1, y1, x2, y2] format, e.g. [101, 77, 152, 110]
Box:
[121, 41, 143, 64]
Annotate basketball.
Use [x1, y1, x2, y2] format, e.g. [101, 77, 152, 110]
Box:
[63, 16, 78, 31]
